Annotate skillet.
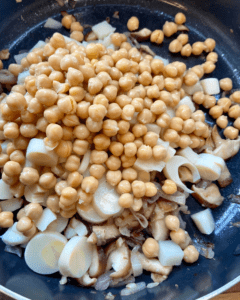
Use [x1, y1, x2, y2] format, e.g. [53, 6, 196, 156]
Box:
[0, 0, 240, 299]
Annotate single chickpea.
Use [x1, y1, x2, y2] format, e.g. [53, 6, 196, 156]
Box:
[19, 167, 39, 185]
[191, 65, 204, 79]
[60, 187, 78, 206]
[170, 228, 186, 245]
[67, 172, 83, 188]
[62, 15, 74, 29]
[204, 38, 216, 52]
[217, 97, 231, 113]
[170, 117, 184, 132]
[184, 71, 199, 86]
[81, 176, 99, 193]
[117, 132, 135, 145]
[39, 172, 57, 190]
[192, 91, 205, 105]
[90, 150, 108, 164]
[143, 132, 159, 147]
[70, 21, 83, 32]
[176, 105, 192, 121]
[10, 150, 25, 165]
[209, 105, 223, 119]
[145, 182, 157, 197]
[0, 212, 14, 228]
[189, 134, 200, 149]
[131, 180, 146, 198]
[127, 16, 139, 31]
[169, 39, 182, 53]
[163, 21, 178, 37]
[117, 180, 132, 194]
[150, 100, 166, 115]
[162, 179, 177, 195]
[121, 155, 137, 168]
[151, 145, 167, 161]
[55, 180, 68, 196]
[177, 34, 188, 45]
[234, 117, 240, 130]
[178, 133, 191, 148]
[122, 168, 138, 182]
[55, 140, 72, 158]
[219, 78, 232, 91]
[93, 134, 110, 151]
[4, 161, 21, 177]
[175, 12, 186, 24]
[203, 95, 216, 109]
[181, 44, 192, 57]
[118, 193, 134, 208]
[105, 155, 121, 171]
[224, 126, 239, 139]
[193, 121, 208, 137]
[106, 170, 122, 186]
[8, 64, 23, 77]
[3, 122, 19, 139]
[165, 215, 180, 231]
[231, 91, 240, 104]
[156, 112, 171, 128]
[229, 105, 240, 119]
[24, 203, 43, 220]
[137, 108, 153, 125]
[138, 71, 152, 86]
[124, 142, 137, 157]
[150, 30, 164, 44]
[163, 128, 180, 143]
[121, 104, 135, 121]
[89, 164, 106, 180]
[46, 194, 60, 213]
[106, 103, 122, 120]
[215, 115, 228, 129]
[16, 216, 33, 233]
[142, 238, 159, 258]
[120, 42, 132, 51]
[183, 245, 199, 263]
[202, 61, 216, 74]
[108, 142, 123, 157]
[137, 145, 153, 160]
[64, 155, 80, 172]
[78, 188, 93, 205]
[70, 31, 84, 42]
[131, 97, 144, 113]
[6, 92, 27, 112]
[192, 42, 206, 55]
[103, 84, 118, 102]
[131, 197, 143, 211]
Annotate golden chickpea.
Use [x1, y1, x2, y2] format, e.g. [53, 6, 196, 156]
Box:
[122, 168, 138, 182]
[204, 38, 216, 52]
[55, 180, 68, 196]
[192, 42, 206, 55]
[64, 155, 80, 172]
[229, 105, 240, 119]
[156, 112, 171, 128]
[216, 115, 228, 129]
[121, 155, 136, 169]
[177, 34, 188, 45]
[178, 133, 191, 148]
[19, 167, 39, 185]
[70, 21, 83, 32]
[16, 216, 33, 233]
[124, 142, 137, 157]
[143, 132, 158, 148]
[67, 172, 83, 188]
[164, 77, 176, 92]
[20, 123, 38, 138]
[6, 93, 27, 112]
[89, 164, 106, 180]
[24, 203, 43, 220]
[203, 95, 216, 109]
[127, 16, 139, 31]
[217, 98, 231, 113]
[223, 126, 239, 139]
[162, 179, 177, 195]
[170, 228, 186, 245]
[175, 105, 191, 120]
[61, 15, 73, 29]
[170, 117, 184, 132]
[105, 155, 121, 171]
[231, 91, 240, 104]
[163, 21, 178, 37]
[118, 193, 134, 208]
[4, 161, 21, 177]
[175, 12, 186, 24]
[10, 150, 25, 165]
[60, 187, 78, 206]
[72, 139, 89, 156]
[46, 194, 60, 213]
[81, 176, 99, 194]
[219, 78, 232, 91]
[8, 63, 23, 77]
[142, 238, 159, 258]
[165, 215, 180, 231]
[131, 98, 144, 113]
[205, 52, 218, 63]
[233, 117, 240, 131]
[90, 150, 108, 164]
[0, 212, 14, 228]
[106, 170, 122, 187]
[181, 44, 192, 57]
[202, 61, 216, 74]
[145, 182, 157, 197]
[117, 180, 132, 194]
[120, 41, 132, 51]
[92, 134, 110, 151]
[169, 39, 182, 53]
[192, 91, 205, 105]
[209, 105, 223, 119]
[138, 71, 152, 86]
[137, 108, 153, 125]
[13, 135, 29, 151]
[70, 31, 83, 42]
[3, 122, 19, 139]
[55, 140, 72, 158]
[184, 71, 199, 86]
[39, 172, 57, 190]
[183, 245, 199, 263]
[137, 145, 152, 160]
[131, 180, 146, 198]
[108, 142, 123, 158]
[151, 145, 167, 161]
[102, 85, 118, 102]
[163, 129, 180, 143]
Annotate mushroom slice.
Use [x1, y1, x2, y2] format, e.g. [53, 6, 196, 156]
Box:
[58, 236, 94, 278]
[26, 138, 58, 167]
[136, 252, 172, 275]
[0, 179, 12, 200]
[192, 183, 224, 208]
[200, 78, 220, 95]
[131, 28, 152, 41]
[106, 240, 131, 279]
[177, 147, 199, 164]
[179, 166, 194, 183]
[182, 82, 203, 96]
[92, 21, 116, 40]
[158, 241, 184, 266]
[25, 232, 67, 275]
[134, 157, 165, 173]
[89, 246, 106, 278]
[150, 218, 169, 242]
[46, 214, 68, 233]
[176, 96, 196, 112]
[191, 208, 215, 235]
[92, 224, 120, 246]
[35, 208, 57, 232]
[151, 273, 168, 283]
[78, 150, 91, 174]
[1, 222, 31, 246]
[195, 154, 223, 181]
[85, 31, 98, 41]
[146, 123, 161, 135]
[77, 203, 108, 224]
[92, 177, 123, 219]
[69, 218, 88, 237]
[0, 198, 23, 212]
[76, 273, 97, 286]
[217, 163, 233, 188]
[164, 156, 200, 193]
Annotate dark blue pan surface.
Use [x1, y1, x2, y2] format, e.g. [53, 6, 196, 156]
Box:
[0, 0, 240, 299]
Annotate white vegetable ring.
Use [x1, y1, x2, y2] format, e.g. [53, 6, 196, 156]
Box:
[25, 232, 67, 275]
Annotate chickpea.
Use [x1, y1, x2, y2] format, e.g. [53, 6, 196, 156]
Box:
[60, 187, 78, 206]
[163, 21, 178, 37]
[183, 245, 199, 263]
[19, 167, 39, 185]
[81, 176, 98, 194]
[123, 142, 137, 158]
[204, 38, 216, 52]
[164, 77, 176, 92]
[105, 155, 121, 171]
[90, 150, 108, 165]
[10, 150, 25, 165]
[178, 134, 191, 148]
[61, 15, 74, 29]
[16, 216, 33, 233]
[24, 203, 43, 220]
[162, 179, 177, 195]
[138, 71, 152, 86]
[122, 168, 138, 182]
[72, 139, 89, 156]
[229, 105, 240, 119]
[39, 172, 57, 190]
[93, 134, 110, 151]
[70, 21, 83, 32]
[177, 34, 188, 45]
[189, 134, 201, 149]
[118, 193, 134, 208]
[231, 91, 240, 104]
[205, 52, 217, 63]
[170, 228, 186, 245]
[89, 164, 105, 180]
[215, 115, 228, 129]
[131, 197, 143, 211]
[142, 238, 159, 258]
[116, 180, 131, 194]
[156, 112, 171, 128]
[170, 117, 184, 132]
[145, 182, 157, 197]
[193, 121, 208, 137]
[46, 194, 60, 213]
[181, 44, 192, 57]
[0, 212, 14, 228]
[6, 92, 27, 112]
[192, 42, 206, 55]
[106, 170, 122, 187]
[169, 39, 182, 53]
[4, 161, 21, 177]
[202, 61, 216, 74]
[127, 16, 139, 31]
[203, 95, 216, 109]
[70, 31, 84, 42]
[174, 12, 186, 24]
[184, 71, 199, 86]
[67, 172, 83, 188]
[143, 132, 158, 147]
[191, 65, 204, 79]
[131, 180, 146, 198]
[209, 105, 223, 119]
[55, 140, 72, 158]
[3, 122, 19, 139]
[165, 215, 180, 231]
[121, 104, 135, 121]
[151, 145, 167, 161]
[131, 98, 144, 113]
[224, 126, 239, 139]
[117, 132, 135, 145]
[218, 77, 232, 91]
[192, 91, 205, 105]
[150, 29, 164, 44]
[137, 145, 152, 160]
[217, 97, 231, 112]
[137, 108, 153, 124]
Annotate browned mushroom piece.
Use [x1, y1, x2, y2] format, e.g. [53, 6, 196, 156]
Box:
[142, 202, 156, 219]
[158, 200, 178, 213]
[177, 25, 189, 31]
[179, 166, 194, 182]
[0, 70, 17, 85]
[106, 238, 131, 279]
[131, 28, 152, 41]
[210, 125, 240, 160]
[217, 163, 233, 188]
[139, 45, 156, 56]
[88, 246, 106, 278]
[192, 183, 224, 208]
[150, 205, 169, 241]
[85, 31, 98, 42]
[92, 224, 120, 246]
[76, 273, 97, 286]
[0, 49, 10, 60]
[151, 273, 168, 283]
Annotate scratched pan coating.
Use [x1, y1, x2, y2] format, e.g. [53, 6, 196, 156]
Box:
[0, 0, 240, 299]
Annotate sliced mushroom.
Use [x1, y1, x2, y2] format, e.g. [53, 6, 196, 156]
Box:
[150, 219, 169, 241]
[139, 45, 156, 56]
[177, 147, 199, 164]
[136, 252, 172, 275]
[114, 211, 139, 229]
[131, 28, 152, 41]
[92, 224, 120, 246]
[142, 202, 156, 220]
[179, 166, 194, 183]
[85, 31, 98, 42]
[89, 246, 106, 278]
[109, 268, 134, 287]
[87, 232, 98, 244]
[192, 183, 224, 208]
[106, 239, 131, 279]
[158, 200, 178, 213]
[76, 273, 97, 286]
[195, 153, 224, 181]
[217, 163, 232, 188]
[177, 25, 189, 31]
[151, 273, 168, 283]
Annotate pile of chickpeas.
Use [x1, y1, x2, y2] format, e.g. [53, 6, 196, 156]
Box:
[0, 11, 238, 267]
